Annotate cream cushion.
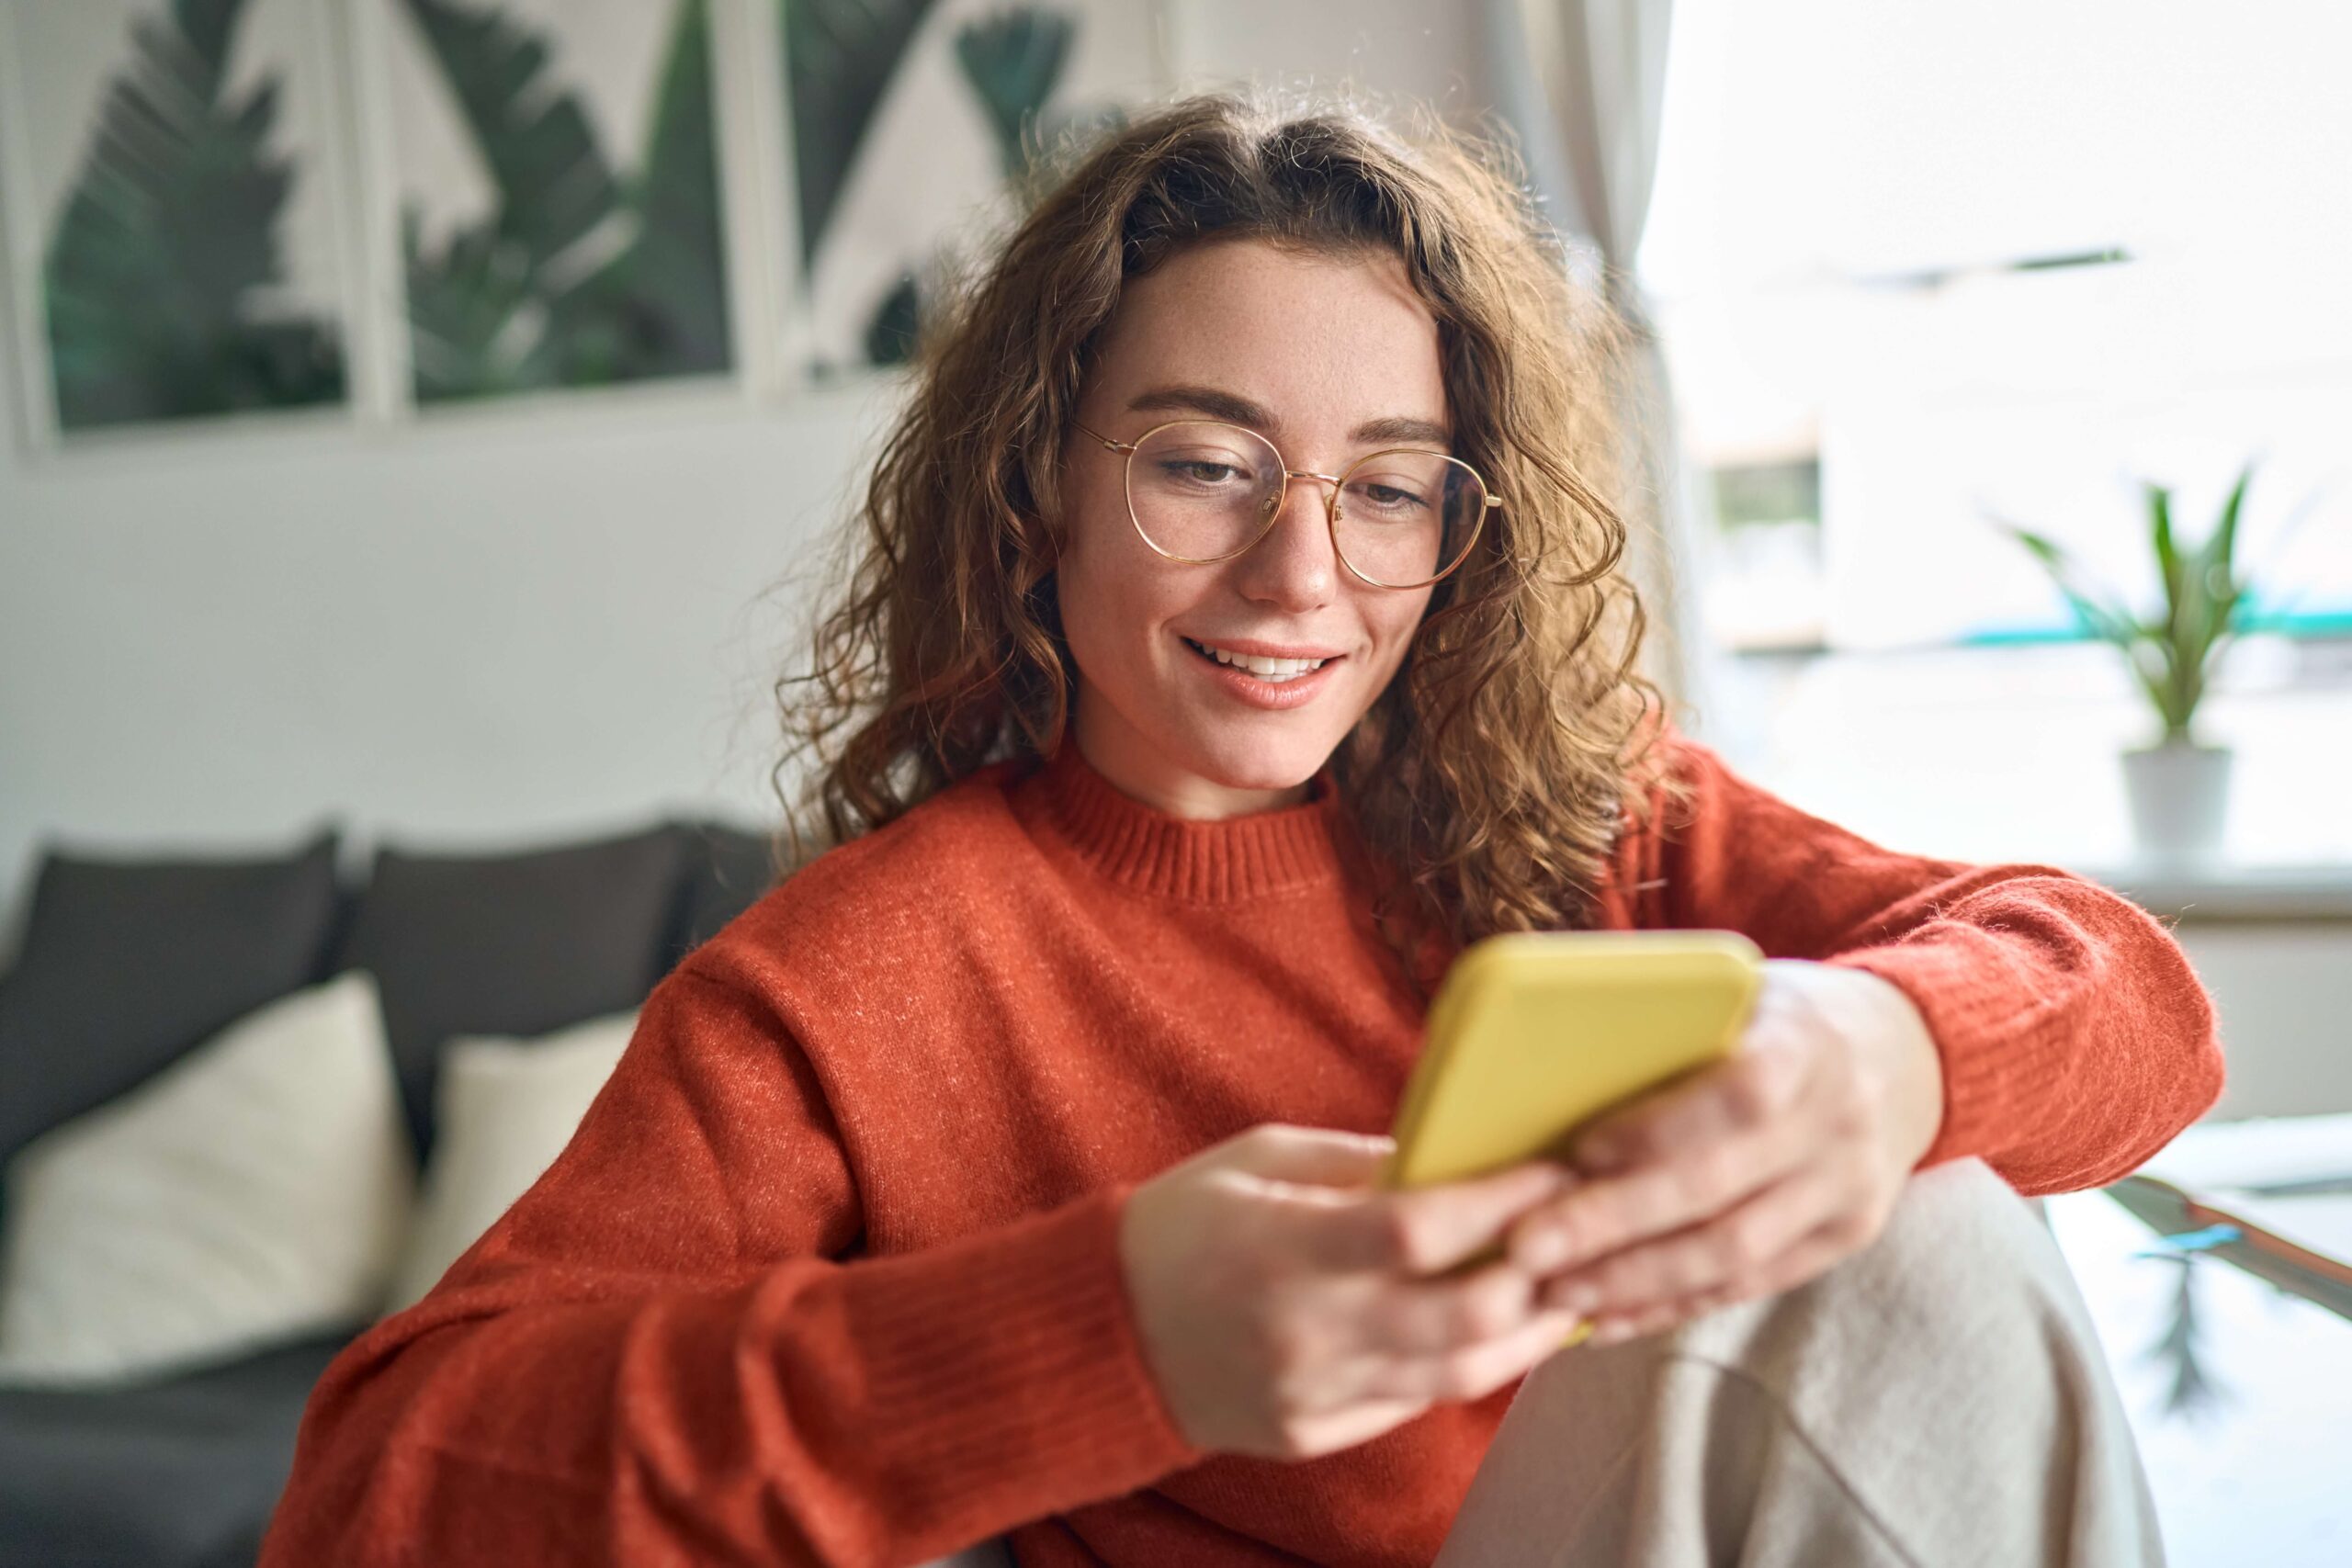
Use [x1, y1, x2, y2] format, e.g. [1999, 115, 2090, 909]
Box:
[0, 972, 413, 1386]
[382, 1010, 636, 1314]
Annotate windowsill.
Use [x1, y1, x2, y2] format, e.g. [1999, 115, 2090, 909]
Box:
[1702, 637, 2352, 922]
[2065, 861, 2352, 924]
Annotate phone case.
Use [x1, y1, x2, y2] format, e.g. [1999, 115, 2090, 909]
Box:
[1382, 930, 1767, 1193]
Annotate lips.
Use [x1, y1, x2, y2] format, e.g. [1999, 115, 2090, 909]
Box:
[1178, 635, 1347, 709]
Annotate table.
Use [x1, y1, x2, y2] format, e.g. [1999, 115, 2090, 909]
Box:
[2042, 1115, 2352, 1566]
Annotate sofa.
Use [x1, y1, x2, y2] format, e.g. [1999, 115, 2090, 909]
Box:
[0, 816, 778, 1567]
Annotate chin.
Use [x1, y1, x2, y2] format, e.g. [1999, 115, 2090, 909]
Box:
[1186, 730, 1333, 793]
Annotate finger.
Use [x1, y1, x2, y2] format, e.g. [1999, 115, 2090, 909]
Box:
[1585, 1213, 1871, 1347]
[1272, 1157, 1575, 1276]
[1744, 1213, 1872, 1297]
[1507, 1124, 1795, 1277]
[1533, 1164, 1837, 1319]
[1567, 1031, 1815, 1179]
[1346, 1305, 1589, 1404]
[1585, 1296, 1693, 1347]
[1349, 1257, 1540, 1359]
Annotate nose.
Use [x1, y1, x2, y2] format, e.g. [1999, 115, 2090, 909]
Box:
[1232, 469, 1340, 610]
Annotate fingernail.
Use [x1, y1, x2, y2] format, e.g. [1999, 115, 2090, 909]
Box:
[1515, 1231, 1568, 1274]
[1590, 1319, 1635, 1346]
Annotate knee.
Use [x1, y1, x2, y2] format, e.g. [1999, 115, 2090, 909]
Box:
[1747, 1156, 2105, 1381]
[1510, 1162, 2162, 1567]
[1848, 1157, 2076, 1327]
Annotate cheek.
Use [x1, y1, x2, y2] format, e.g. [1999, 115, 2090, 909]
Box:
[1056, 498, 1170, 677]
[1052, 479, 1116, 640]
[1366, 596, 1433, 677]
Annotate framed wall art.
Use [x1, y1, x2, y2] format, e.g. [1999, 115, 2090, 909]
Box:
[0, 0, 358, 441]
[0, 0, 1180, 452]
[779, 0, 1170, 378]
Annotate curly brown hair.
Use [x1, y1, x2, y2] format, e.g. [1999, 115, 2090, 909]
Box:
[773, 87, 1694, 971]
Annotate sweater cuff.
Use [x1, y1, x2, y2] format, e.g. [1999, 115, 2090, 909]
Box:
[1824, 942, 2069, 1175]
[817, 1180, 1206, 1529]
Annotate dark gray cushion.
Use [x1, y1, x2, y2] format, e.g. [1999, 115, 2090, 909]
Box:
[334, 823, 688, 1160]
[0, 1327, 352, 1568]
[667, 819, 778, 968]
[0, 830, 340, 1168]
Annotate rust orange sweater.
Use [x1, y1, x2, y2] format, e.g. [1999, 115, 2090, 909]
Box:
[259, 728, 2224, 1568]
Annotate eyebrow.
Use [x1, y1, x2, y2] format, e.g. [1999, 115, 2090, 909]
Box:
[1125, 384, 1452, 449]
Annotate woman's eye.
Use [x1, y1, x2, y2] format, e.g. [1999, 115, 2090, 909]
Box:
[1354, 480, 1429, 511]
[1160, 458, 1243, 484]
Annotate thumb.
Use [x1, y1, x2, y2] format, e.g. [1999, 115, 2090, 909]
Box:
[1208, 1122, 1397, 1189]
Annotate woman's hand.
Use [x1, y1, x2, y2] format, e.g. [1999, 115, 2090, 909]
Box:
[1502, 958, 1947, 1346]
[1118, 1122, 1584, 1461]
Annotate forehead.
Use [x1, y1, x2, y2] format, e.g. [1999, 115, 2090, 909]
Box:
[1086, 239, 1447, 436]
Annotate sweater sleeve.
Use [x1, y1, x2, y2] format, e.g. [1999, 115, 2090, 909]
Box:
[1614, 728, 2226, 1196]
[258, 961, 1205, 1568]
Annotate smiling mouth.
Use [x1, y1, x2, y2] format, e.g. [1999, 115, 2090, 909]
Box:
[1181, 637, 1340, 683]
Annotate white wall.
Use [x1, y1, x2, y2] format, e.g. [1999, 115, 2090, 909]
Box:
[0, 0, 1490, 943]
[0, 381, 893, 917]
[2177, 926, 2352, 1122]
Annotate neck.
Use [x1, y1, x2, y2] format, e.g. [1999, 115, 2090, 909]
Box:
[1021, 731, 1347, 902]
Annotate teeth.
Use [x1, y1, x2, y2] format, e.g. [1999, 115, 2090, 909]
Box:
[1186, 639, 1329, 679]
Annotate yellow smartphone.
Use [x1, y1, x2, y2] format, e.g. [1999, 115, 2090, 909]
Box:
[1379, 930, 1767, 1343]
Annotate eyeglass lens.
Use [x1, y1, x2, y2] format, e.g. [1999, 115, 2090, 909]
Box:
[1124, 421, 1484, 588]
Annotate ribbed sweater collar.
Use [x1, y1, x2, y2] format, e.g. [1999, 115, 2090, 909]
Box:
[1021, 735, 1348, 900]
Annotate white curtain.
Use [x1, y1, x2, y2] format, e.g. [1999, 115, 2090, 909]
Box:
[1481, 0, 1722, 737]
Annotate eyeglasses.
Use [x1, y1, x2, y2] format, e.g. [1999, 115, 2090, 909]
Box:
[1072, 417, 1498, 590]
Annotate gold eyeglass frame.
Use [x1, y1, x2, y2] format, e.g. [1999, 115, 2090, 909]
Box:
[1071, 417, 1500, 591]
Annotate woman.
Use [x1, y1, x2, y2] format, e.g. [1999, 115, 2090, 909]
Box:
[262, 94, 2222, 1567]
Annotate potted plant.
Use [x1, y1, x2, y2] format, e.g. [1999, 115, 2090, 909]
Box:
[1990, 465, 2258, 864]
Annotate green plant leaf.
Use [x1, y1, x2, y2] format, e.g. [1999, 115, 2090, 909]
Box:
[2148, 482, 2187, 645]
[864, 270, 922, 365]
[1990, 519, 2145, 648]
[2205, 462, 2253, 582]
[172, 0, 239, 72]
[955, 7, 1074, 181]
[2167, 463, 2256, 716]
[41, 0, 345, 428]
[2120, 641, 2185, 731]
[2147, 482, 2211, 731]
[1989, 513, 2188, 729]
[782, 0, 940, 267]
[1990, 464, 2289, 743]
[401, 204, 545, 397]
[401, 0, 624, 278]
[400, 0, 633, 400]
[572, 0, 732, 380]
[2196, 461, 2254, 657]
[399, 0, 733, 398]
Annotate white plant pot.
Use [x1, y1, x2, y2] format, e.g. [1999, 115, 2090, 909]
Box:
[2120, 737, 2233, 863]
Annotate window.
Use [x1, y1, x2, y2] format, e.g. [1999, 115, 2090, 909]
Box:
[1639, 0, 2352, 658]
